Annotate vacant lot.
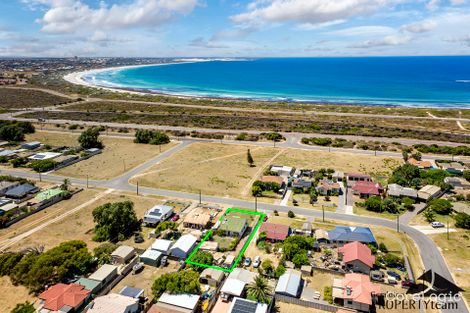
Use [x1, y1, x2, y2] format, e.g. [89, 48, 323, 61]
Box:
[0, 276, 36, 312]
[131, 142, 279, 199]
[9, 191, 166, 252]
[274, 149, 401, 177]
[0, 87, 71, 108]
[430, 230, 470, 305]
[25, 131, 178, 180]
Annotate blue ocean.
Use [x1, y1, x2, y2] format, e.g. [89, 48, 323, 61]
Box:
[84, 57, 470, 108]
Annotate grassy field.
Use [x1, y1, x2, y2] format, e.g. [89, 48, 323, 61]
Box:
[0, 276, 36, 312]
[131, 142, 280, 199]
[430, 229, 470, 305]
[0, 87, 71, 108]
[9, 191, 166, 252]
[25, 131, 178, 180]
[353, 205, 402, 220]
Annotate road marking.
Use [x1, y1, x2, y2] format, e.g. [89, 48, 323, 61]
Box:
[0, 189, 114, 252]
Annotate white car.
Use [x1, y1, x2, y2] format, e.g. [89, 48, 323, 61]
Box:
[431, 221, 445, 228]
[253, 256, 261, 268]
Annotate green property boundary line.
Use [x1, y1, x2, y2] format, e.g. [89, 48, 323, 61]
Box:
[185, 207, 266, 273]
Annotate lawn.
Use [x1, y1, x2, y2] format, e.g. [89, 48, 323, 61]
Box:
[290, 194, 338, 212]
[25, 131, 178, 180]
[353, 205, 403, 220]
[130, 142, 280, 199]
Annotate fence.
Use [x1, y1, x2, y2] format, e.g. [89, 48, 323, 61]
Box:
[312, 265, 346, 275]
[275, 294, 338, 312]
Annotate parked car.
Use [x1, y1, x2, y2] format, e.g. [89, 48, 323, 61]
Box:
[431, 221, 445, 228]
[263, 215, 268, 222]
[401, 279, 415, 289]
[253, 256, 261, 268]
[387, 270, 401, 280]
[171, 214, 180, 222]
[160, 256, 168, 267]
[134, 233, 144, 243]
[387, 275, 398, 285]
[244, 257, 252, 267]
[132, 262, 144, 274]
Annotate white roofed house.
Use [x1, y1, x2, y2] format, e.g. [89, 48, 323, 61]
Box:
[275, 269, 303, 298]
[88, 293, 139, 313]
[151, 239, 173, 254]
[111, 245, 136, 265]
[170, 234, 197, 259]
[220, 268, 256, 300]
[153, 292, 200, 313]
[418, 185, 442, 201]
[143, 204, 173, 226]
[88, 264, 118, 290]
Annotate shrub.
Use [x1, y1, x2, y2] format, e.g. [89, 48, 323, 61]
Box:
[454, 212, 470, 229]
[288, 210, 295, 218]
[78, 127, 103, 149]
[423, 208, 436, 222]
[324, 286, 333, 304]
[29, 159, 55, 172]
[428, 199, 453, 215]
[151, 270, 200, 298]
[364, 196, 383, 212]
[134, 129, 170, 145]
[92, 201, 139, 242]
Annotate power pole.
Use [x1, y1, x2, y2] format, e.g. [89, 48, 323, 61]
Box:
[255, 196, 258, 212]
[136, 181, 139, 195]
[322, 205, 325, 222]
[86, 175, 89, 188]
[447, 219, 450, 240]
[39, 172, 42, 182]
[397, 214, 400, 233]
[199, 190, 202, 204]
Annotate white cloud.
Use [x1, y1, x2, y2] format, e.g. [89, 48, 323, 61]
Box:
[450, 0, 466, 5]
[426, 0, 440, 10]
[23, 0, 198, 34]
[327, 25, 395, 37]
[231, 0, 403, 25]
[402, 20, 437, 33]
[350, 34, 412, 47]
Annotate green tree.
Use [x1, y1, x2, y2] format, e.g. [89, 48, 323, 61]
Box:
[388, 164, 421, 187]
[309, 189, 318, 204]
[292, 253, 309, 268]
[288, 210, 295, 218]
[402, 150, 409, 162]
[423, 208, 436, 223]
[454, 212, 470, 229]
[78, 127, 103, 149]
[151, 270, 201, 298]
[93, 243, 117, 265]
[364, 196, 383, 212]
[247, 149, 254, 167]
[401, 197, 415, 211]
[252, 185, 263, 197]
[11, 301, 35, 313]
[30, 159, 56, 172]
[247, 275, 271, 304]
[324, 286, 333, 304]
[261, 260, 274, 276]
[463, 171, 470, 182]
[60, 178, 70, 191]
[134, 129, 170, 145]
[265, 132, 283, 142]
[382, 198, 399, 214]
[274, 264, 286, 278]
[0, 124, 25, 141]
[189, 251, 214, 272]
[92, 201, 139, 242]
[428, 199, 453, 215]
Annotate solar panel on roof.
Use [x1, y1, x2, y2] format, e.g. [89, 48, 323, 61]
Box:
[232, 299, 258, 313]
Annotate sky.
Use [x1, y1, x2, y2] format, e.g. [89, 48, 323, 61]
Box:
[0, 0, 469, 57]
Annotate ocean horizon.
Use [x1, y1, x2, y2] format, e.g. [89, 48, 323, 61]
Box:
[82, 56, 470, 108]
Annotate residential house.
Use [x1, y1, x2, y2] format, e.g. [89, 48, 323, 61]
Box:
[200, 241, 218, 252]
[270, 165, 294, 177]
[439, 162, 467, 174]
[220, 268, 256, 298]
[28, 152, 62, 160]
[444, 177, 470, 190]
[351, 181, 383, 198]
[21, 141, 41, 150]
[5, 183, 39, 199]
[292, 178, 312, 190]
[183, 208, 212, 230]
[346, 173, 372, 184]
[338, 241, 375, 275]
[314, 229, 330, 244]
[0, 150, 17, 159]
[38, 283, 90, 313]
[150, 293, 200, 313]
[407, 158, 432, 169]
[151, 239, 173, 254]
[332, 273, 381, 312]
[259, 222, 291, 242]
[328, 226, 377, 246]
[199, 268, 225, 287]
[300, 169, 314, 178]
[111, 245, 136, 265]
[170, 234, 197, 259]
[140, 249, 162, 267]
[144, 204, 174, 226]
[316, 179, 342, 196]
[88, 293, 138, 313]
[54, 155, 79, 167]
[88, 264, 118, 290]
[296, 222, 313, 236]
[76, 277, 102, 295]
[31, 188, 68, 209]
[418, 185, 442, 201]
[387, 184, 418, 199]
[275, 269, 303, 298]
[0, 181, 20, 196]
[228, 298, 268, 313]
[218, 216, 248, 238]
[333, 171, 344, 182]
[0, 199, 19, 216]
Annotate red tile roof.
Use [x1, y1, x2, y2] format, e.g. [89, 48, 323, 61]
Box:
[259, 222, 290, 241]
[39, 283, 90, 311]
[341, 273, 381, 305]
[338, 241, 375, 268]
[352, 181, 382, 196]
[408, 158, 432, 169]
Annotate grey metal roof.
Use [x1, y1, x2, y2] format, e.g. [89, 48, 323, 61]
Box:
[275, 269, 302, 297]
[5, 183, 38, 198]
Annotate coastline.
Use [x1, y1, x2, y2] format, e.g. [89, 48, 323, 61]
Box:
[63, 60, 470, 109]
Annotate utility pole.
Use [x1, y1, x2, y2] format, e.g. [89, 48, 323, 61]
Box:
[136, 181, 139, 195]
[199, 190, 202, 204]
[123, 160, 126, 171]
[397, 214, 400, 233]
[39, 172, 42, 182]
[447, 218, 450, 240]
[255, 196, 258, 212]
[86, 175, 89, 188]
[159, 144, 162, 153]
[322, 205, 325, 222]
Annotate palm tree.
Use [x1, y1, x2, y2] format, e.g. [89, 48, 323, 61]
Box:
[247, 275, 271, 304]
[61, 178, 70, 191]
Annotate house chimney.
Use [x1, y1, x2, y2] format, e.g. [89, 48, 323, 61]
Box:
[346, 286, 352, 296]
